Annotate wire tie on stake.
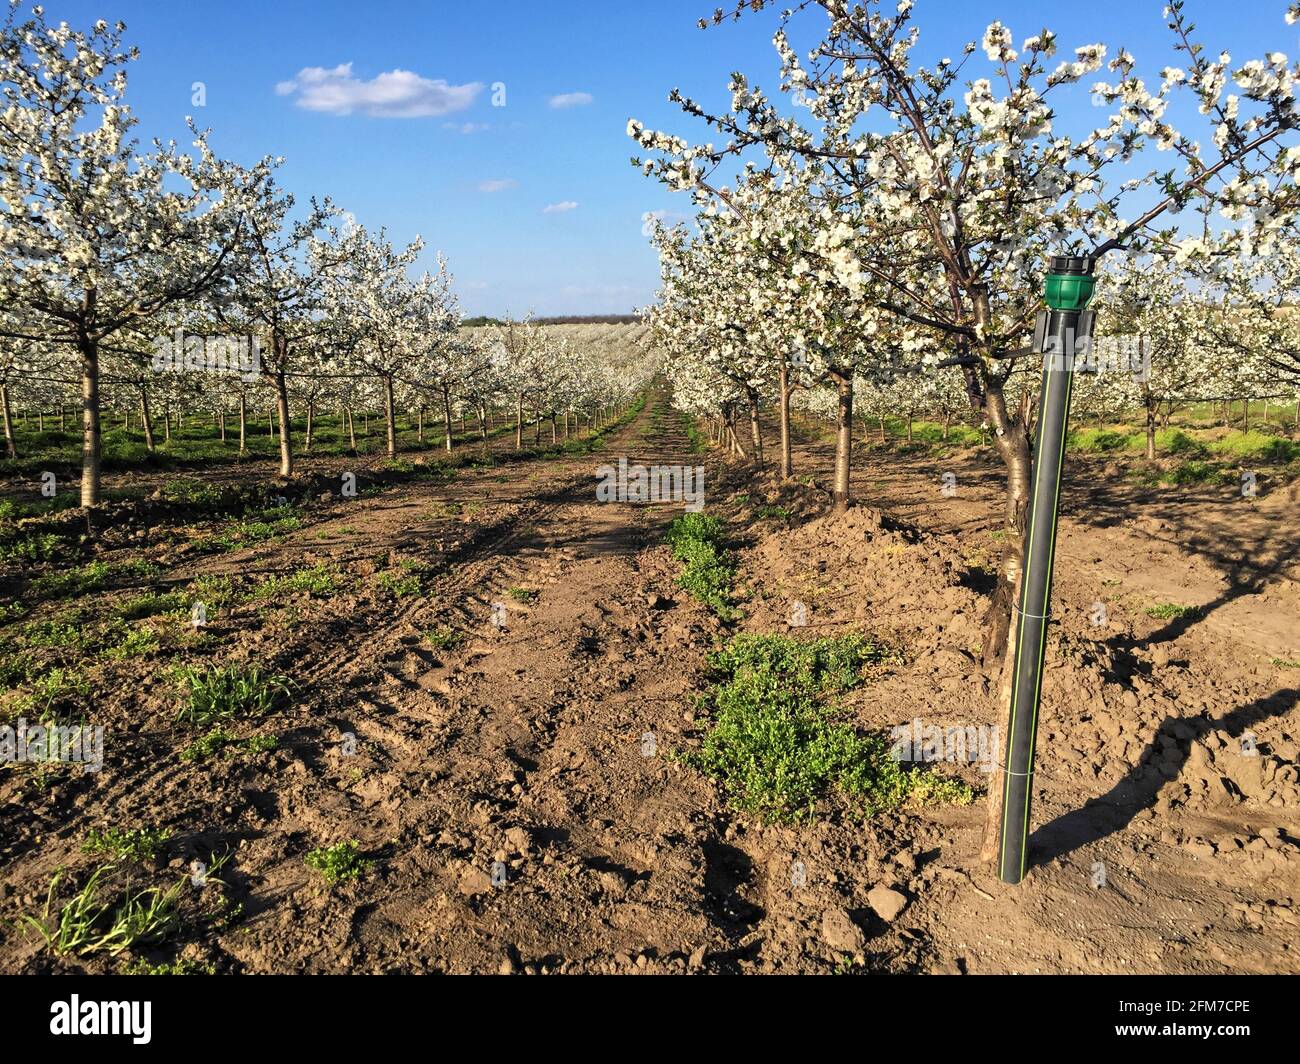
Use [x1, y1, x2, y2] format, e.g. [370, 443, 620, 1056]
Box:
[1011, 602, 1050, 621]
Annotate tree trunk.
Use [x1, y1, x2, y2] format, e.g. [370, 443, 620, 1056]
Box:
[305, 401, 315, 452]
[383, 376, 397, 458]
[1145, 396, 1157, 460]
[275, 370, 293, 477]
[237, 395, 246, 453]
[443, 386, 453, 453]
[778, 358, 793, 479]
[515, 394, 524, 450]
[346, 406, 357, 451]
[79, 332, 102, 506]
[0, 383, 17, 460]
[978, 380, 1033, 675]
[747, 395, 764, 467]
[975, 380, 1038, 867]
[219, 409, 227, 444]
[974, 381, 1036, 865]
[140, 390, 156, 452]
[831, 369, 853, 515]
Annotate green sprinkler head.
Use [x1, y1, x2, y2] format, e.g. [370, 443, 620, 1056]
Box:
[1045, 255, 1097, 312]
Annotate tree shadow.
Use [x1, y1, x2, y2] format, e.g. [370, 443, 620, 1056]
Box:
[1067, 472, 1299, 649]
[1029, 686, 1298, 869]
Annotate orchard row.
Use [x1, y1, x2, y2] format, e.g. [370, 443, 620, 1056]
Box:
[0, 9, 658, 499]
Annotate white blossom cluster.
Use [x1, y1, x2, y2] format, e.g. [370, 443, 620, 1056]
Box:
[630, 0, 1300, 512]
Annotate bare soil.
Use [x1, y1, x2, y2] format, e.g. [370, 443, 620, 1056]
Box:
[1, 392, 1296, 974]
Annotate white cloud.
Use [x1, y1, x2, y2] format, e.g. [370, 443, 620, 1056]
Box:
[277, 63, 483, 118]
[542, 201, 579, 214]
[641, 209, 688, 231]
[548, 91, 594, 109]
[444, 121, 489, 134]
[477, 179, 518, 193]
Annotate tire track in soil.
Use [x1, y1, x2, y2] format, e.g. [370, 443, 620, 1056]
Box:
[220, 391, 780, 974]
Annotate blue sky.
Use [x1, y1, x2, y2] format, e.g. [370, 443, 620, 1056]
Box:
[45, 0, 1297, 316]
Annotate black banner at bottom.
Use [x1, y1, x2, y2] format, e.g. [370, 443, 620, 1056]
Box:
[0, 973, 1290, 1052]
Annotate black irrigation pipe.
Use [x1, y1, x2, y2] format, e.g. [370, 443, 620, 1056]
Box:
[996, 255, 1096, 886]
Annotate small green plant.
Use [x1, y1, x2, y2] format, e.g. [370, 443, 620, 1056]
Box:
[0, 530, 70, 564]
[304, 840, 371, 884]
[755, 504, 792, 520]
[22, 865, 186, 957]
[124, 957, 216, 975]
[1162, 429, 1208, 457]
[423, 627, 464, 650]
[691, 633, 970, 822]
[1162, 460, 1233, 486]
[1069, 427, 1136, 453]
[189, 574, 235, 608]
[17, 666, 91, 722]
[83, 827, 174, 863]
[181, 727, 278, 761]
[161, 478, 227, 510]
[101, 626, 160, 661]
[204, 512, 302, 552]
[1270, 657, 1300, 670]
[1145, 603, 1198, 620]
[506, 586, 537, 604]
[246, 564, 339, 600]
[377, 570, 422, 598]
[0, 649, 35, 688]
[116, 591, 187, 621]
[664, 513, 736, 618]
[29, 558, 160, 600]
[29, 561, 111, 599]
[174, 664, 291, 728]
[181, 728, 233, 761]
[18, 616, 92, 651]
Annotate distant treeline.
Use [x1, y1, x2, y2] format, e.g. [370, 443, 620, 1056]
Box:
[462, 313, 644, 327]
